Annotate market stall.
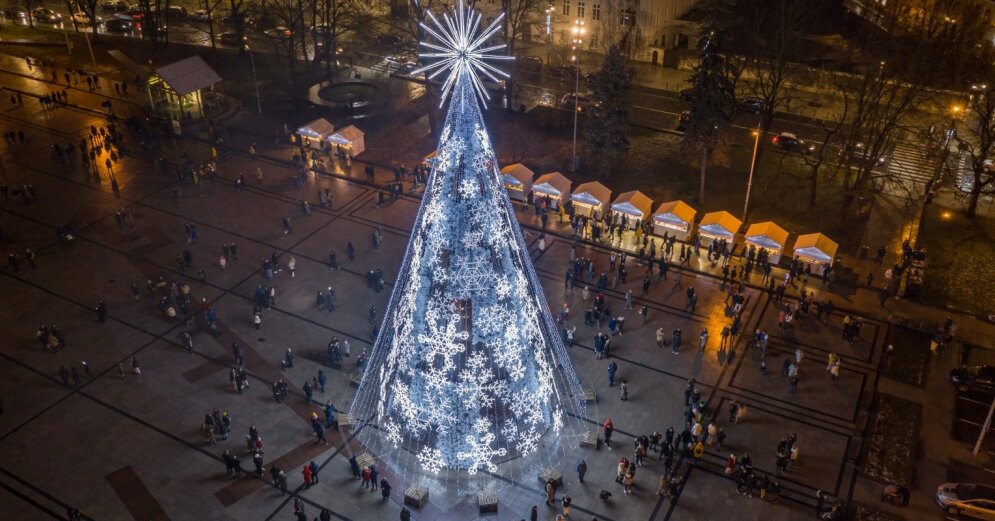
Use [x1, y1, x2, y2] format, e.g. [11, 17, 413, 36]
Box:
[530, 172, 572, 209]
[697, 211, 742, 247]
[326, 125, 365, 157]
[744, 221, 790, 264]
[571, 181, 612, 218]
[792, 233, 839, 269]
[610, 191, 653, 229]
[500, 163, 535, 202]
[652, 200, 697, 240]
[296, 118, 335, 147]
[423, 150, 438, 168]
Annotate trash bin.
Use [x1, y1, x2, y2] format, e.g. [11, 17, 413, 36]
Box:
[858, 245, 869, 260]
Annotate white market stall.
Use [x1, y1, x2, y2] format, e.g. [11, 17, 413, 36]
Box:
[423, 150, 438, 168]
[296, 118, 334, 146]
[571, 181, 612, 218]
[326, 125, 365, 157]
[500, 163, 535, 202]
[744, 221, 790, 264]
[531, 172, 572, 209]
[697, 211, 742, 247]
[611, 190, 653, 229]
[653, 200, 697, 240]
[792, 233, 839, 268]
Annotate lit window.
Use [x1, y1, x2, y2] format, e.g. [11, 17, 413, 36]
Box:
[562, 0, 570, 17]
[577, 1, 585, 18]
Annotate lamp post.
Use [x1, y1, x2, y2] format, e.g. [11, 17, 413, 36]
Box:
[569, 19, 584, 172]
[248, 48, 263, 114]
[742, 127, 761, 223]
[545, 5, 555, 40]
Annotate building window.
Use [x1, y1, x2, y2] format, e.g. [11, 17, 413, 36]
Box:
[577, 1, 585, 18]
[619, 8, 634, 26]
[589, 35, 598, 50]
[592, 3, 601, 20]
[562, 0, 570, 17]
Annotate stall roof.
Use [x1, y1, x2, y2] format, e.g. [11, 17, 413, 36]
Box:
[611, 190, 653, 218]
[500, 163, 535, 186]
[297, 118, 335, 138]
[572, 181, 612, 207]
[327, 124, 363, 144]
[793, 233, 839, 263]
[532, 172, 572, 196]
[653, 200, 697, 225]
[153, 56, 221, 96]
[745, 221, 789, 248]
[699, 211, 742, 238]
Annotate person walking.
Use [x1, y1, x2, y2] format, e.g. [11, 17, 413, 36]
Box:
[672, 328, 682, 355]
[576, 460, 587, 483]
[561, 494, 572, 518]
[699, 329, 708, 352]
[530, 505, 539, 521]
[603, 417, 614, 450]
[545, 479, 556, 505]
[349, 454, 362, 479]
[607, 361, 618, 387]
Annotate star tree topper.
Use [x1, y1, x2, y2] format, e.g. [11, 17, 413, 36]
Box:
[411, 1, 514, 108]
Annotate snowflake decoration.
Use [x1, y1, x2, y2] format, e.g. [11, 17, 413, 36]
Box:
[516, 427, 540, 456]
[411, 1, 514, 107]
[452, 258, 494, 294]
[457, 432, 507, 475]
[385, 419, 403, 447]
[418, 446, 446, 474]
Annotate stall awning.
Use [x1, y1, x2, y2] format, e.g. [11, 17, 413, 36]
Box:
[572, 181, 612, 208]
[793, 233, 839, 264]
[745, 221, 789, 250]
[326, 124, 363, 144]
[153, 56, 221, 96]
[611, 190, 653, 218]
[500, 163, 534, 187]
[532, 172, 572, 197]
[297, 118, 335, 139]
[698, 211, 742, 239]
[653, 200, 697, 226]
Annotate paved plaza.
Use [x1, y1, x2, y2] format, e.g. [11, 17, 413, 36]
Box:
[0, 56, 991, 521]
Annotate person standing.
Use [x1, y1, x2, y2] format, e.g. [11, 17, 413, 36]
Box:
[561, 494, 572, 518]
[530, 505, 538, 521]
[400, 506, 411, 521]
[672, 328, 682, 355]
[545, 479, 556, 505]
[603, 417, 614, 450]
[607, 361, 618, 387]
[699, 329, 708, 352]
[576, 460, 587, 483]
[349, 454, 362, 479]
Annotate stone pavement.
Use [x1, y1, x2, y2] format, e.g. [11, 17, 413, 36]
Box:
[0, 59, 992, 521]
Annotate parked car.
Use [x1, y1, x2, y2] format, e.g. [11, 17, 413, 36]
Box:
[559, 93, 595, 112]
[121, 9, 144, 21]
[31, 7, 62, 23]
[737, 97, 765, 113]
[376, 33, 402, 46]
[772, 132, 814, 154]
[104, 17, 133, 32]
[550, 65, 578, 78]
[2, 7, 28, 20]
[677, 88, 694, 101]
[100, 0, 128, 13]
[263, 26, 292, 39]
[72, 12, 100, 25]
[950, 366, 995, 394]
[216, 31, 245, 46]
[190, 9, 210, 21]
[166, 5, 187, 17]
[517, 55, 542, 72]
[937, 483, 995, 519]
[839, 142, 888, 167]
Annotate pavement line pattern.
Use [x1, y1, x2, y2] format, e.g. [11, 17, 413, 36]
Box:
[105, 466, 171, 521]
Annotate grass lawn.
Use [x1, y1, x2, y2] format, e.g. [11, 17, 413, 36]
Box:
[883, 327, 931, 387]
[919, 204, 995, 317]
[863, 393, 921, 487]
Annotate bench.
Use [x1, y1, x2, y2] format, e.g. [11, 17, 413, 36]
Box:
[350, 371, 364, 387]
[336, 413, 354, 430]
[538, 467, 563, 488]
[356, 453, 375, 471]
[581, 388, 597, 403]
[404, 485, 429, 508]
[580, 430, 600, 449]
[477, 491, 498, 514]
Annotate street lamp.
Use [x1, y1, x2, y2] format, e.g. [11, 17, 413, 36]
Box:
[569, 19, 584, 172]
[742, 127, 761, 223]
[545, 5, 555, 39]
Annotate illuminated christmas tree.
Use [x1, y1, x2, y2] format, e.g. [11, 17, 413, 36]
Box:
[349, 2, 587, 486]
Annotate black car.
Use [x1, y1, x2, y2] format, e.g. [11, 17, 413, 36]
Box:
[517, 56, 542, 72]
[376, 33, 402, 46]
[31, 7, 61, 23]
[772, 132, 814, 154]
[737, 97, 764, 113]
[104, 18, 133, 32]
[2, 7, 28, 20]
[950, 366, 995, 394]
[677, 88, 694, 101]
[550, 65, 578, 78]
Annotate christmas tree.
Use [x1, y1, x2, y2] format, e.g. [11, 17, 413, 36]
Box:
[349, 2, 587, 486]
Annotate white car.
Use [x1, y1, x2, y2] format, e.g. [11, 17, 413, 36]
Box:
[72, 12, 100, 25]
[937, 483, 995, 519]
[190, 9, 210, 21]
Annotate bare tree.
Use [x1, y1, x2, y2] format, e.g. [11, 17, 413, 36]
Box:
[955, 83, 995, 217]
[500, 0, 539, 110]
